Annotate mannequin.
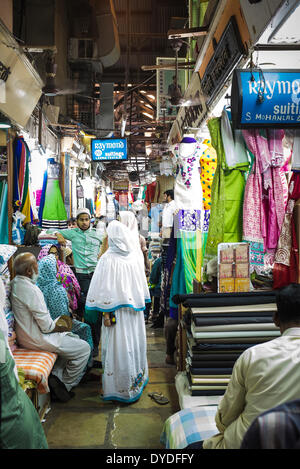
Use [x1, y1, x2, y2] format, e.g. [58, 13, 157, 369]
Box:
[171, 135, 203, 211]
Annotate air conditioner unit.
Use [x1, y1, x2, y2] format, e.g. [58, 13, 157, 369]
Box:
[68, 38, 98, 60]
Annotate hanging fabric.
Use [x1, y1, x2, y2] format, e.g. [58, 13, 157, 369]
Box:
[38, 169, 48, 226]
[13, 136, 33, 224]
[273, 172, 300, 288]
[203, 115, 249, 269]
[199, 139, 217, 210]
[242, 128, 286, 267]
[0, 181, 8, 244]
[41, 159, 68, 230]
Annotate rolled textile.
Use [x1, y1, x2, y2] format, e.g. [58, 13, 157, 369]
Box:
[188, 367, 233, 375]
[172, 291, 276, 306]
[191, 323, 279, 332]
[188, 342, 256, 351]
[192, 316, 274, 326]
[190, 326, 280, 339]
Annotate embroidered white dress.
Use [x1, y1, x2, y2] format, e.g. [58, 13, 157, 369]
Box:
[101, 307, 148, 403]
[172, 142, 203, 211]
[86, 220, 150, 403]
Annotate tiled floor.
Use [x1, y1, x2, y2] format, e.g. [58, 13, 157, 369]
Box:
[42, 325, 180, 449]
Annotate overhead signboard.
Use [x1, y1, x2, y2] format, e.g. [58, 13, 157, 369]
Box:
[167, 72, 207, 144]
[200, 16, 245, 107]
[231, 69, 300, 128]
[91, 138, 127, 161]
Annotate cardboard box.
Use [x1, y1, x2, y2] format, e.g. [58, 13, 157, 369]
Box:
[220, 247, 234, 263]
[235, 263, 249, 278]
[219, 278, 235, 293]
[219, 263, 233, 278]
[235, 278, 250, 292]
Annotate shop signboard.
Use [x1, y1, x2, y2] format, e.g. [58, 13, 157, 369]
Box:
[200, 16, 246, 107]
[231, 69, 300, 128]
[91, 138, 127, 161]
[167, 72, 208, 144]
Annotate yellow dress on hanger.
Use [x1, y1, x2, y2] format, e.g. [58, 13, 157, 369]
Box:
[200, 139, 217, 210]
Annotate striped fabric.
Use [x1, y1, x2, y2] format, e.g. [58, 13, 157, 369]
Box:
[13, 348, 57, 394]
[160, 406, 218, 449]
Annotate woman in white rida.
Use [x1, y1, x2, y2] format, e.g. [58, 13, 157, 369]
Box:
[86, 220, 151, 403]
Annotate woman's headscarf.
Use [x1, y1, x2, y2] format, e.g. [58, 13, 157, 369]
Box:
[38, 244, 80, 310]
[119, 211, 144, 264]
[86, 220, 150, 313]
[37, 255, 70, 320]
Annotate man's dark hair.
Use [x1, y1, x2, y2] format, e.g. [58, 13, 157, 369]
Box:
[164, 189, 174, 200]
[276, 283, 300, 324]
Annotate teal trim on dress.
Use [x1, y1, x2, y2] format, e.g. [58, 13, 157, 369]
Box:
[101, 377, 149, 403]
[85, 300, 150, 313]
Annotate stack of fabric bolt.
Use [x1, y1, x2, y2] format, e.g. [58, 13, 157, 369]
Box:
[182, 292, 279, 396]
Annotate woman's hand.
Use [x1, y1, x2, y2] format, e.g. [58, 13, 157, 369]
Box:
[103, 315, 112, 327]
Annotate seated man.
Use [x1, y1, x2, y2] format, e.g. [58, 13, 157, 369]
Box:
[241, 399, 300, 449]
[10, 253, 91, 402]
[186, 283, 300, 449]
[0, 276, 48, 449]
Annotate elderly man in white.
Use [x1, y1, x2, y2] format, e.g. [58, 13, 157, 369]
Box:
[10, 252, 91, 402]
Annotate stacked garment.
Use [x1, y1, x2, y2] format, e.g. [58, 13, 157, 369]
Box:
[174, 291, 279, 397]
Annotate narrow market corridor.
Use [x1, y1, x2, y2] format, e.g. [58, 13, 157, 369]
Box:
[42, 325, 179, 449]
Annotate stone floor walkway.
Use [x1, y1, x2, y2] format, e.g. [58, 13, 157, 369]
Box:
[42, 325, 180, 449]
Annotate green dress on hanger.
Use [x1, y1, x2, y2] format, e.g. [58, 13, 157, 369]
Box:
[204, 117, 249, 266]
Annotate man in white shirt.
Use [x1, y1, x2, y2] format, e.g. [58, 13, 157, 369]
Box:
[160, 190, 176, 239]
[10, 252, 91, 402]
[187, 283, 300, 449]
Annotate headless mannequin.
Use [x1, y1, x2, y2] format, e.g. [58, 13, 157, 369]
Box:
[172, 135, 203, 211]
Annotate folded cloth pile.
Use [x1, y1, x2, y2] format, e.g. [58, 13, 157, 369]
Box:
[179, 291, 279, 396]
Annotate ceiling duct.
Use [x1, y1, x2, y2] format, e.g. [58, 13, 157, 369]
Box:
[68, 0, 120, 71]
[91, 0, 120, 69]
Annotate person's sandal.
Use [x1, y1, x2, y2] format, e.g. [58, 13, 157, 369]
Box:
[148, 392, 169, 405]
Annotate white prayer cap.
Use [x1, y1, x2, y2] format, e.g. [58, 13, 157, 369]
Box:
[76, 208, 91, 218]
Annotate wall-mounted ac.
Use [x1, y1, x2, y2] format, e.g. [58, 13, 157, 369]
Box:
[68, 38, 98, 61]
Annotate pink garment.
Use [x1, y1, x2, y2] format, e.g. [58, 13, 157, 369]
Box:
[242, 129, 286, 254]
[242, 158, 265, 244]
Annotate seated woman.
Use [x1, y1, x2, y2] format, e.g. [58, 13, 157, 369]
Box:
[37, 254, 93, 367]
[38, 244, 80, 315]
[86, 220, 151, 403]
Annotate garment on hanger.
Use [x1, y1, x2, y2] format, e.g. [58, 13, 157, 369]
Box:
[204, 117, 248, 265]
[172, 137, 203, 211]
[13, 137, 33, 225]
[242, 129, 286, 265]
[273, 172, 300, 288]
[0, 181, 8, 244]
[200, 139, 217, 210]
[41, 159, 68, 230]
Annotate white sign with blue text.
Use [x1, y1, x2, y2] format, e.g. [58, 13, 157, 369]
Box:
[91, 138, 127, 161]
[232, 69, 300, 128]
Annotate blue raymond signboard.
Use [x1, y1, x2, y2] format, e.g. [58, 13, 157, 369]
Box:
[231, 69, 300, 128]
[91, 138, 127, 161]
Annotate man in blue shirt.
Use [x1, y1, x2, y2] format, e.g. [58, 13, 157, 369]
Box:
[54, 208, 102, 362]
